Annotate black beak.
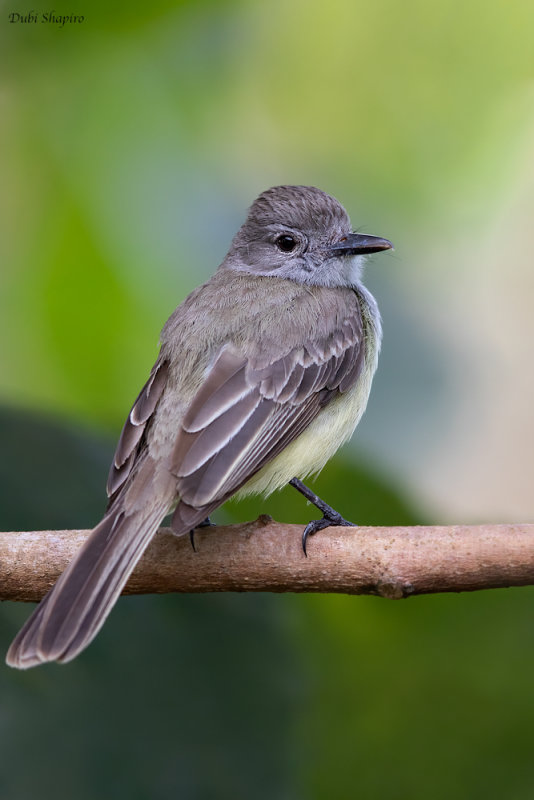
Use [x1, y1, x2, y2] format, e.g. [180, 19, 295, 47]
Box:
[329, 232, 394, 256]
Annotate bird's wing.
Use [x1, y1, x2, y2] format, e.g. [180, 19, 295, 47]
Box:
[170, 311, 364, 515]
[106, 358, 170, 505]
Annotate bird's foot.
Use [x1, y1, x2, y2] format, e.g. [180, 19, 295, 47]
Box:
[189, 517, 214, 553]
[300, 510, 356, 557]
[289, 477, 356, 557]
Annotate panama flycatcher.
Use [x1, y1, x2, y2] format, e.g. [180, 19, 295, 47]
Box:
[7, 185, 392, 668]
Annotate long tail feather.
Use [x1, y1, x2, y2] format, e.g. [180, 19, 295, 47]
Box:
[6, 499, 169, 669]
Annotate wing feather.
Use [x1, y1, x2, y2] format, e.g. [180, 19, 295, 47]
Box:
[178, 399, 274, 506]
[276, 361, 305, 403]
[182, 351, 249, 431]
[177, 390, 262, 478]
[106, 358, 169, 502]
[170, 306, 364, 510]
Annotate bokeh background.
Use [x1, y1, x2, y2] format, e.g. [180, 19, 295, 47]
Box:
[1, 0, 534, 797]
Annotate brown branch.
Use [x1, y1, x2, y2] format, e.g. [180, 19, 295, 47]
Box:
[2, 518, 534, 602]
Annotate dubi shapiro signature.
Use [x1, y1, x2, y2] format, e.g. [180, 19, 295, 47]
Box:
[8, 11, 85, 28]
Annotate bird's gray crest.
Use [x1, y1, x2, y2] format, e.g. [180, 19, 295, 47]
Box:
[246, 185, 351, 236]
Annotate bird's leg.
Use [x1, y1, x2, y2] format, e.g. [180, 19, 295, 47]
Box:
[189, 517, 214, 553]
[289, 478, 356, 557]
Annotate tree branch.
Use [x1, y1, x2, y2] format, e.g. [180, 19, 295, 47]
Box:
[2, 518, 534, 602]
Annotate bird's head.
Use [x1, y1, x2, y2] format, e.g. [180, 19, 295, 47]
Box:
[225, 185, 393, 288]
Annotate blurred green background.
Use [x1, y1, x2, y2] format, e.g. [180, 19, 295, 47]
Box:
[2, 0, 534, 797]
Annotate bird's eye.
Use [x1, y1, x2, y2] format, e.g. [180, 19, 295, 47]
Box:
[275, 234, 297, 253]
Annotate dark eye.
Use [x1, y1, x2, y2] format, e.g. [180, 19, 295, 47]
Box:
[275, 234, 297, 253]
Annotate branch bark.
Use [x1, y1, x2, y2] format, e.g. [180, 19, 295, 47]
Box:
[2, 518, 534, 602]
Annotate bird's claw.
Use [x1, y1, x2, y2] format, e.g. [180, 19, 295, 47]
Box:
[301, 512, 356, 557]
[189, 517, 214, 552]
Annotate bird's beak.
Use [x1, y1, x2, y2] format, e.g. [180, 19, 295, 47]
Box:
[329, 232, 394, 256]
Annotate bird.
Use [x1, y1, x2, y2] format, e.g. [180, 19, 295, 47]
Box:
[6, 185, 392, 669]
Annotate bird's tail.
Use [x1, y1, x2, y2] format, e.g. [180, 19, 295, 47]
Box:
[6, 497, 170, 669]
